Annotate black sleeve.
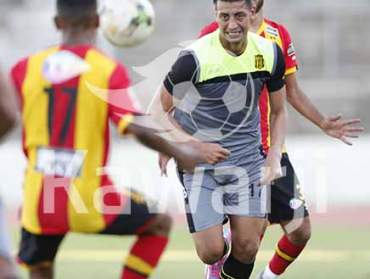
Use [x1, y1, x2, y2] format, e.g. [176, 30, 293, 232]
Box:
[163, 50, 199, 97]
[266, 43, 286, 93]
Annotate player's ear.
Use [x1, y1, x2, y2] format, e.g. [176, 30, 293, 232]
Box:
[250, 1, 257, 16]
[54, 16, 63, 30]
[94, 14, 100, 28]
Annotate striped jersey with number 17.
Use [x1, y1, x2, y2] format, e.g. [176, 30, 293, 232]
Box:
[11, 45, 136, 235]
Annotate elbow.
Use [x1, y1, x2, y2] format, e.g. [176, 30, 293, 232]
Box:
[286, 89, 297, 105]
[286, 85, 303, 107]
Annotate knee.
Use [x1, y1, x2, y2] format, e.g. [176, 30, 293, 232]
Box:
[0, 257, 18, 279]
[29, 262, 54, 279]
[196, 243, 225, 265]
[287, 218, 311, 245]
[144, 214, 173, 237]
[196, 241, 225, 265]
[232, 236, 259, 263]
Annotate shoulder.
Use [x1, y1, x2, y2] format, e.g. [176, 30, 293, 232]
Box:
[264, 18, 292, 42]
[85, 48, 121, 69]
[186, 31, 216, 51]
[199, 21, 219, 38]
[249, 32, 276, 53]
[11, 57, 28, 76]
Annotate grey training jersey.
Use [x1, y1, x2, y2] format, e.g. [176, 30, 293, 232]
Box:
[164, 31, 285, 171]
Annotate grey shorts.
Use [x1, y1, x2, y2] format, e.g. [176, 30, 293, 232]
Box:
[180, 165, 267, 233]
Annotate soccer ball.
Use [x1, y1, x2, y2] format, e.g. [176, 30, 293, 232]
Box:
[100, 0, 155, 48]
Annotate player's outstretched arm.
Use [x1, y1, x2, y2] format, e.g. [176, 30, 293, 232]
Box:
[260, 87, 287, 186]
[0, 69, 18, 140]
[285, 73, 364, 145]
[148, 85, 197, 143]
[125, 122, 230, 172]
[149, 85, 207, 175]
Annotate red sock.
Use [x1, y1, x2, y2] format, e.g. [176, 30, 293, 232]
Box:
[269, 235, 306, 275]
[121, 235, 169, 279]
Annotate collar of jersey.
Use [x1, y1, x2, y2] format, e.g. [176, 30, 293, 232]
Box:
[214, 29, 252, 60]
[257, 19, 267, 35]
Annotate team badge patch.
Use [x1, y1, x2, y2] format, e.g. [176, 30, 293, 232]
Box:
[287, 43, 296, 57]
[289, 198, 304, 210]
[255, 55, 265, 70]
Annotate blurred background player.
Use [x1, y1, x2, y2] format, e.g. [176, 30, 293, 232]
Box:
[156, 0, 287, 278]
[199, 0, 364, 278]
[0, 68, 19, 279]
[9, 0, 229, 279]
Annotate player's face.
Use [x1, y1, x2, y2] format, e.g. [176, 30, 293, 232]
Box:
[215, 0, 252, 44]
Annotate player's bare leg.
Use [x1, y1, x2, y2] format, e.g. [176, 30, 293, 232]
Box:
[192, 225, 226, 265]
[0, 199, 18, 279]
[204, 227, 231, 279]
[29, 263, 53, 279]
[142, 213, 173, 237]
[0, 257, 18, 279]
[196, 217, 266, 279]
[219, 216, 266, 279]
[282, 216, 311, 246]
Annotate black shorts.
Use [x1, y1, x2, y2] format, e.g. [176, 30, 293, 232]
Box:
[268, 153, 309, 224]
[18, 190, 156, 267]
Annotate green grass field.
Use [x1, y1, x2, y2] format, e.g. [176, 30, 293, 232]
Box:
[14, 224, 370, 279]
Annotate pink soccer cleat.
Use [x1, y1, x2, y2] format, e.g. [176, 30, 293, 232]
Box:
[204, 227, 232, 279]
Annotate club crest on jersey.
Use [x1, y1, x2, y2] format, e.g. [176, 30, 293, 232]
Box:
[266, 26, 279, 37]
[255, 55, 265, 69]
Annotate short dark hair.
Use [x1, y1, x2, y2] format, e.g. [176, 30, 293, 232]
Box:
[255, 0, 264, 13]
[57, 0, 97, 19]
[213, 0, 252, 7]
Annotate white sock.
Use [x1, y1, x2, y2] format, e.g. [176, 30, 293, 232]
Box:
[262, 265, 278, 279]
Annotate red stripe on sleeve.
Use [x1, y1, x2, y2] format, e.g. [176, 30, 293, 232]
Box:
[10, 58, 29, 156]
[108, 63, 138, 125]
[277, 24, 298, 71]
[10, 58, 28, 110]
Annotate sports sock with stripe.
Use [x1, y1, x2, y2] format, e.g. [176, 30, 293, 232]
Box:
[268, 235, 306, 275]
[121, 235, 168, 279]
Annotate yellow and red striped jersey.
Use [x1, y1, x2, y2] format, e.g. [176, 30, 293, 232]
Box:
[11, 45, 135, 235]
[199, 18, 298, 153]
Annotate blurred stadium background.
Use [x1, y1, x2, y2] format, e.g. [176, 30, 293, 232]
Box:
[0, 0, 369, 278]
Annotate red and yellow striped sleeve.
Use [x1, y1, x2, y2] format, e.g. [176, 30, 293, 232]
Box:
[107, 63, 136, 134]
[278, 24, 298, 76]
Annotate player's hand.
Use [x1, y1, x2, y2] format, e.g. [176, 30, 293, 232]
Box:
[320, 114, 364, 145]
[176, 141, 230, 171]
[260, 148, 282, 186]
[158, 153, 171, 176]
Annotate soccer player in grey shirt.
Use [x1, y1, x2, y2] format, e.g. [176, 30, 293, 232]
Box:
[152, 0, 287, 278]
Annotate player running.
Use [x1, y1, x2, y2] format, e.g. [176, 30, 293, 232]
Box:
[198, 0, 364, 278]
[153, 0, 287, 278]
[0, 68, 19, 279]
[9, 1, 229, 278]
